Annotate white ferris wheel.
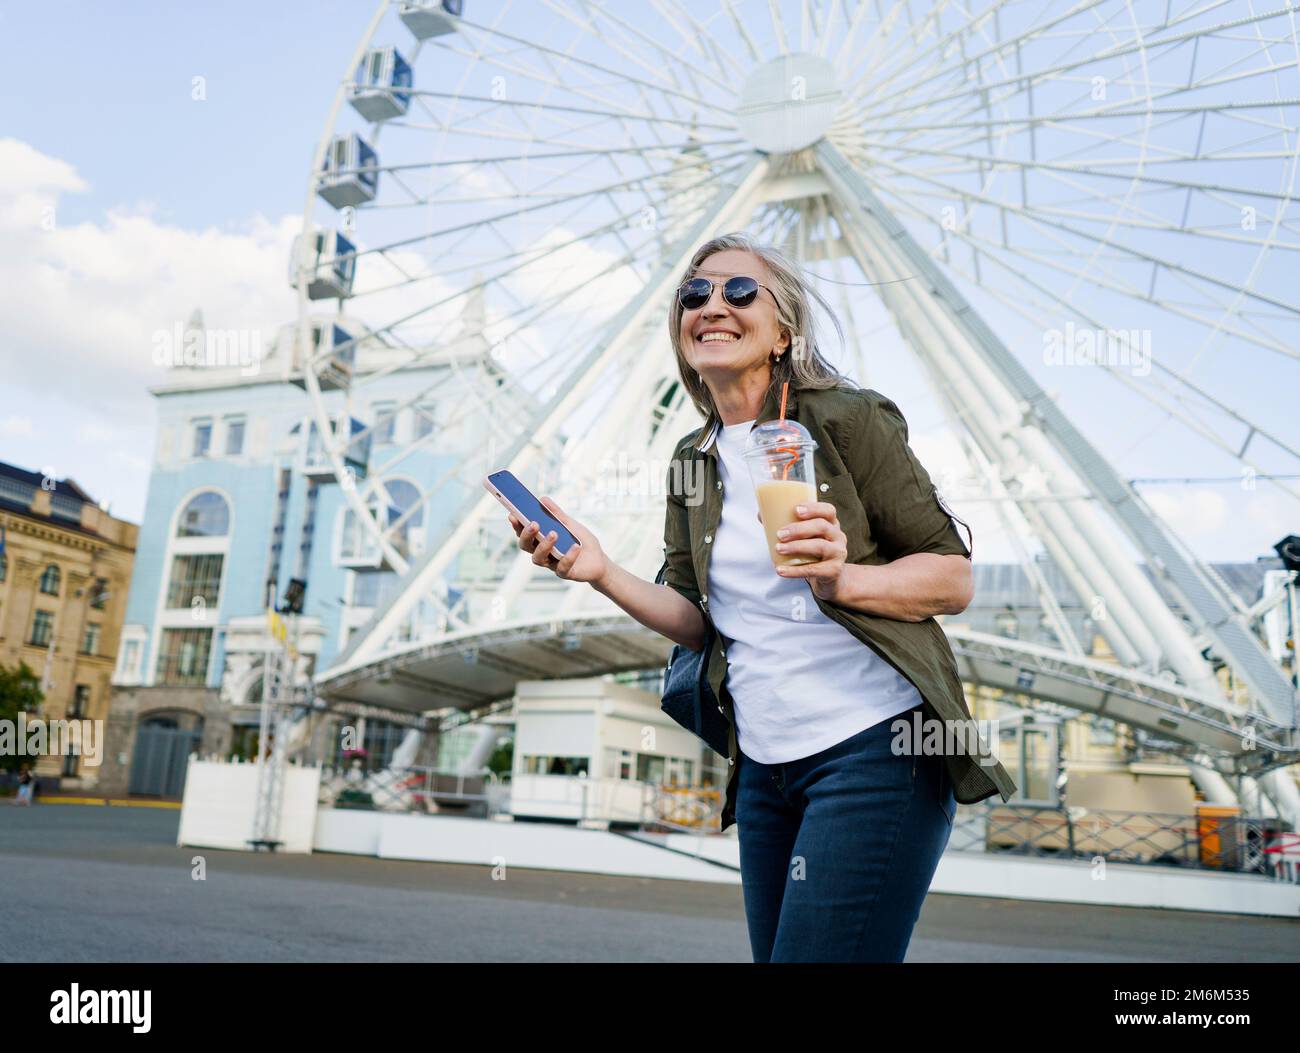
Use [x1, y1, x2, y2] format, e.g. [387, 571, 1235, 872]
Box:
[290, 0, 1300, 798]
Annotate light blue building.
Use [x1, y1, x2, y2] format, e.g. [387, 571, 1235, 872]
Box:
[104, 299, 521, 796]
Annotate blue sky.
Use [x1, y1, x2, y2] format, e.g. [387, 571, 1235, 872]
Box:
[2, 0, 1296, 565]
[1, 2, 364, 230]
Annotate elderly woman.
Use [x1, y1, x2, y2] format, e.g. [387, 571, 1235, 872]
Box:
[503, 231, 1016, 963]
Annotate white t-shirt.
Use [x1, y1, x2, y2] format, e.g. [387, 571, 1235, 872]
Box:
[705, 418, 923, 764]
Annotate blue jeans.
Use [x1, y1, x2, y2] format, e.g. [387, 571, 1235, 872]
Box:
[735, 703, 956, 962]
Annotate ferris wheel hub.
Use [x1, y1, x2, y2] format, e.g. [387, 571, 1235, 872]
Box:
[737, 53, 841, 155]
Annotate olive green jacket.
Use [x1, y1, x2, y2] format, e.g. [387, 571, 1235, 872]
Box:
[659, 380, 1018, 832]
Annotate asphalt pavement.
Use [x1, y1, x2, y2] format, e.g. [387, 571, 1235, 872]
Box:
[1, 804, 1295, 962]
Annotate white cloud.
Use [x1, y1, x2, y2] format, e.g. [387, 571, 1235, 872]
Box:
[0, 137, 298, 416]
[1145, 487, 1231, 539]
[0, 138, 302, 518]
[0, 416, 34, 437]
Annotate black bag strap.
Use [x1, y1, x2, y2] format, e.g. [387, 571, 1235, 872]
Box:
[933, 485, 974, 559]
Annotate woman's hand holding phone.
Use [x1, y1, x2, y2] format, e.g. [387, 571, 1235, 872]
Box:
[508, 495, 610, 585]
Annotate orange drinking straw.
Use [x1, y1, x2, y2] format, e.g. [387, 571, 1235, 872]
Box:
[775, 381, 797, 480]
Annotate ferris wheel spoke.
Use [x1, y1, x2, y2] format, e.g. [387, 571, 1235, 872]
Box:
[847, 134, 1300, 203]
[339, 146, 748, 266]
[857, 0, 972, 87]
[862, 3, 1297, 126]
[718, 0, 764, 64]
[898, 197, 1300, 359]
[575, 0, 740, 96]
[858, 147, 1300, 328]
[852, 0, 1116, 117]
[449, 13, 736, 115]
[341, 153, 753, 362]
[551, 1, 709, 103]
[396, 87, 735, 131]
[880, 37, 1300, 152]
[855, 94, 1300, 138]
[869, 178, 1300, 365]
[872, 190, 1300, 494]
[875, 159, 1300, 252]
[422, 41, 709, 148]
[651, 0, 757, 83]
[356, 141, 743, 211]
[860, 0, 1087, 104]
[828, 0, 891, 70]
[949, 269, 1300, 506]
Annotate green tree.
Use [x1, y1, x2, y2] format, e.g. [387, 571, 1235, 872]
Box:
[0, 661, 44, 773]
[486, 735, 513, 777]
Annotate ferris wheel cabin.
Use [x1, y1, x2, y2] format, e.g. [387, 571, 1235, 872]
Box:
[318, 134, 379, 209]
[399, 0, 463, 40]
[349, 46, 413, 122]
[291, 317, 358, 393]
[299, 415, 371, 485]
[291, 228, 357, 300]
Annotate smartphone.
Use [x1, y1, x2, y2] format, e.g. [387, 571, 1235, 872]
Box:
[484, 469, 580, 558]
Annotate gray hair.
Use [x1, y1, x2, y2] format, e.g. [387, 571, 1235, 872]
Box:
[667, 231, 850, 431]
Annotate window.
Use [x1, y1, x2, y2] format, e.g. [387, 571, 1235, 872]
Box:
[122, 639, 140, 677]
[156, 628, 213, 686]
[605, 748, 634, 780]
[998, 721, 1059, 806]
[331, 717, 411, 772]
[520, 755, 590, 776]
[0, 552, 7, 582]
[340, 478, 423, 561]
[66, 686, 91, 774]
[191, 419, 213, 458]
[352, 570, 397, 608]
[89, 577, 109, 609]
[176, 492, 230, 537]
[229, 725, 262, 763]
[39, 564, 61, 595]
[166, 554, 224, 608]
[82, 623, 101, 655]
[224, 416, 246, 455]
[413, 404, 435, 440]
[372, 402, 397, 445]
[30, 610, 54, 647]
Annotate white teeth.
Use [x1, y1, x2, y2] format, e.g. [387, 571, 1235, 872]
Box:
[699, 332, 739, 343]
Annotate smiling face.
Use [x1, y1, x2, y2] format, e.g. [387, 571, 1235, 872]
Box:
[678, 248, 789, 384]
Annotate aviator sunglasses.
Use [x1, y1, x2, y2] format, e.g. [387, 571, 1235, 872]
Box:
[677, 274, 779, 311]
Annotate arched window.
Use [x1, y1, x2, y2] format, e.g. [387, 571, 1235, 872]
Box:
[381, 479, 424, 543]
[340, 478, 424, 560]
[39, 564, 61, 595]
[176, 492, 230, 538]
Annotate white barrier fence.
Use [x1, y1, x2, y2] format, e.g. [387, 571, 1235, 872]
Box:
[177, 756, 321, 854]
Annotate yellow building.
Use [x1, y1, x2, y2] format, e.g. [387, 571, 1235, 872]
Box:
[0, 463, 137, 791]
